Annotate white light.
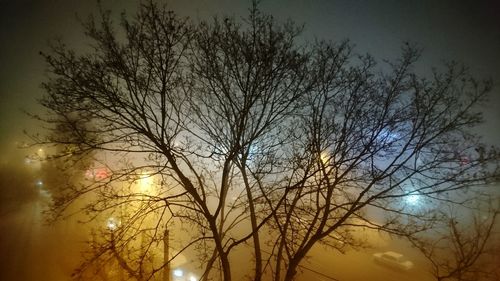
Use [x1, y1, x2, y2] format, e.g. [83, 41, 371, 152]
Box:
[378, 128, 398, 143]
[173, 269, 184, 277]
[405, 193, 420, 206]
[106, 217, 120, 231]
[137, 172, 153, 193]
[320, 151, 330, 165]
[36, 180, 43, 187]
[189, 276, 197, 281]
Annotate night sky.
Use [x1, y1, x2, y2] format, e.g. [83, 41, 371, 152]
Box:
[0, 0, 499, 280]
[1, 0, 499, 150]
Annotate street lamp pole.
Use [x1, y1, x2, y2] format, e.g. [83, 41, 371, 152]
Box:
[163, 228, 170, 281]
[107, 217, 125, 281]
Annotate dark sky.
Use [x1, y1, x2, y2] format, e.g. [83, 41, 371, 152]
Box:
[1, 0, 499, 150]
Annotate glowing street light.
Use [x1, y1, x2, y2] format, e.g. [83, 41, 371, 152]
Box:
[106, 217, 120, 231]
[173, 269, 183, 277]
[320, 151, 330, 165]
[405, 192, 421, 206]
[137, 172, 154, 193]
[171, 268, 197, 281]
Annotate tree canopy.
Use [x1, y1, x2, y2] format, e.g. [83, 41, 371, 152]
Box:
[36, 1, 499, 281]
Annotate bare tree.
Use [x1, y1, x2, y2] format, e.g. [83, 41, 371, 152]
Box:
[409, 201, 499, 281]
[263, 44, 500, 281]
[35, 1, 500, 281]
[38, 2, 195, 280]
[186, 5, 314, 280]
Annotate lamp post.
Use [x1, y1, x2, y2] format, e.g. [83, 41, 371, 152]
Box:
[106, 217, 124, 281]
[136, 171, 171, 281]
[164, 228, 170, 281]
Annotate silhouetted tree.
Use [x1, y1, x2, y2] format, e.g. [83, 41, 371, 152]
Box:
[409, 201, 499, 281]
[36, 1, 500, 281]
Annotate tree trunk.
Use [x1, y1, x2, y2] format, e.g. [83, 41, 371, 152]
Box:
[241, 166, 262, 281]
[283, 248, 309, 281]
[283, 258, 299, 281]
[220, 252, 232, 281]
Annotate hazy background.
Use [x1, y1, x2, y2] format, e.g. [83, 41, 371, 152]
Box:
[0, 1, 499, 280]
[1, 0, 499, 149]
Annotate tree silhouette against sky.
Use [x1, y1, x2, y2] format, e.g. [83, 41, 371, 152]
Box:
[35, 1, 499, 281]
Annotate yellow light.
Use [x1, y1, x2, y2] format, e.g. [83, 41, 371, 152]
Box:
[107, 217, 120, 231]
[137, 172, 154, 193]
[320, 151, 330, 165]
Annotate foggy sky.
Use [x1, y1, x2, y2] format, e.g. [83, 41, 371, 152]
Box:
[1, 0, 499, 149]
[0, 1, 499, 280]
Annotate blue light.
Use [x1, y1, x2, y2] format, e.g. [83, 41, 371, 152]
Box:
[405, 193, 420, 206]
